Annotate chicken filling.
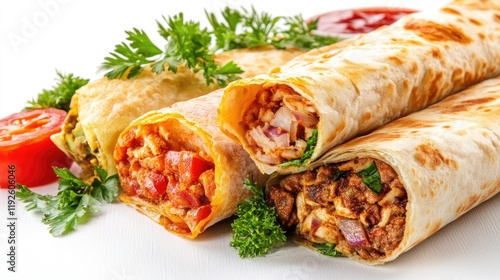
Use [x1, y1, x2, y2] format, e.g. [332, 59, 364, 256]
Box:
[242, 85, 319, 165]
[267, 158, 407, 260]
[114, 121, 215, 234]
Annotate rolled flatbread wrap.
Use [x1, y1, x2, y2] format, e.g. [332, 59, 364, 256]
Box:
[218, 0, 500, 175]
[266, 76, 500, 264]
[114, 89, 268, 238]
[51, 46, 303, 177]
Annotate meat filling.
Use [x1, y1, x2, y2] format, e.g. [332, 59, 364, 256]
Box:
[242, 85, 319, 165]
[114, 121, 215, 234]
[267, 158, 407, 261]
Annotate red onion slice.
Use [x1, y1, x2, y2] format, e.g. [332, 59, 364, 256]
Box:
[339, 218, 368, 247]
[249, 126, 276, 149]
[293, 111, 319, 127]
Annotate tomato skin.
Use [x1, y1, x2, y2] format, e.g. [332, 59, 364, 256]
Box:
[179, 151, 213, 185]
[193, 205, 212, 224]
[0, 109, 72, 188]
[144, 172, 167, 199]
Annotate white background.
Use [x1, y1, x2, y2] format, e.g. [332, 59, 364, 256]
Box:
[1, 0, 500, 279]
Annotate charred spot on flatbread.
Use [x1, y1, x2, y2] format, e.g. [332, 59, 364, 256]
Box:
[413, 141, 458, 170]
[404, 20, 472, 44]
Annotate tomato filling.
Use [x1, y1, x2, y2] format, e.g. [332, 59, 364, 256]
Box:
[114, 123, 216, 233]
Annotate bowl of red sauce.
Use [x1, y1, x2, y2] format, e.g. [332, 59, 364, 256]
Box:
[309, 7, 418, 38]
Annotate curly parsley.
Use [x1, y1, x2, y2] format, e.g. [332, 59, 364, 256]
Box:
[230, 177, 286, 257]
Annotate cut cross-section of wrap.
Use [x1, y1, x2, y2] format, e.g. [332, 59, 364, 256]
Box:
[266, 76, 500, 264]
[51, 46, 303, 178]
[114, 89, 267, 238]
[218, 0, 500, 175]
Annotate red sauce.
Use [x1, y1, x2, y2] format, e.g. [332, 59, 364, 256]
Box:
[310, 7, 417, 36]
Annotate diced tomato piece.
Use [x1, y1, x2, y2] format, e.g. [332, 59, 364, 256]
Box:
[144, 172, 167, 199]
[194, 205, 212, 224]
[179, 151, 214, 184]
[122, 177, 140, 196]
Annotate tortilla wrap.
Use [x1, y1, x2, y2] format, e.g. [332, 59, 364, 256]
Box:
[114, 89, 268, 238]
[217, 0, 500, 175]
[266, 76, 500, 264]
[51, 46, 303, 177]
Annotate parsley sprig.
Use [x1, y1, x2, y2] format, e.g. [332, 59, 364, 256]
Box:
[207, 6, 281, 51]
[99, 13, 243, 87]
[207, 7, 339, 51]
[100, 6, 338, 85]
[16, 166, 119, 236]
[230, 177, 286, 257]
[277, 16, 339, 50]
[25, 71, 89, 112]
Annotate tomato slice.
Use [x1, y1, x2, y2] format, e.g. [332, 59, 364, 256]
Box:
[0, 108, 72, 188]
[179, 151, 214, 185]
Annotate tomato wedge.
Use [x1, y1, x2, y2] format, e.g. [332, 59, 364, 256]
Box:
[0, 108, 72, 188]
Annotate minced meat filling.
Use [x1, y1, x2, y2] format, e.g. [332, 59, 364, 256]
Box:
[267, 158, 407, 260]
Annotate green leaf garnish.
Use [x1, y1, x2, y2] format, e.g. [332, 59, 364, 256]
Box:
[313, 243, 344, 257]
[207, 6, 281, 51]
[16, 166, 119, 236]
[332, 169, 346, 181]
[207, 7, 339, 51]
[25, 71, 89, 112]
[273, 16, 339, 50]
[99, 13, 243, 87]
[100, 6, 338, 85]
[280, 128, 318, 167]
[230, 177, 287, 258]
[358, 162, 383, 194]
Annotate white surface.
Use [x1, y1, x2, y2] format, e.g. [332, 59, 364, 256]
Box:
[1, 1, 500, 280]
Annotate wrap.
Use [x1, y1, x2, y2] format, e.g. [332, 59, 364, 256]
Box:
[51, 46, 303, 177]
[217, 0, 500, 175]
[114, 89, 268, 238]
[266, 76, 500, 264]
